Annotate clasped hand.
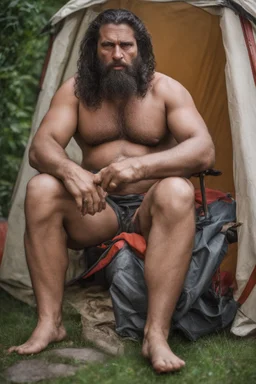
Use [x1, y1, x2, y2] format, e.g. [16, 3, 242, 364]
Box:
[64, 159, 142, 216]
[94, 157, 142, 193]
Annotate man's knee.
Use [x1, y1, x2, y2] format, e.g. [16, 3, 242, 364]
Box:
[151, 177, 194, 216]
[26, 174, 62, 203]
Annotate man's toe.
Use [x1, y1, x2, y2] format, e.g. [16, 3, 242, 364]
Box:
[171, 361, 182, 371]
[153, 359, 171, 373]
[8, 346, 16, 354]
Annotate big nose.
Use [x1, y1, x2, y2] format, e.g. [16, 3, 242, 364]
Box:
[112, 46, 123, 60]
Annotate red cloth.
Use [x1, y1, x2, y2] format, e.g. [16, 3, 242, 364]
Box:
[195, 188, 232, 209]
[84, 232, 146, 279]
[212, 270, 234, 296]
[0, 220, 8, 265]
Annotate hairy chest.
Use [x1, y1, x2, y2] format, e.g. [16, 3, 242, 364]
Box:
[77, 97, 168, 146]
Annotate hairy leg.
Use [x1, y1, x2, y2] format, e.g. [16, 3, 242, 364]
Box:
[136, 177, 195, 373]
[8, 174, 119, 355]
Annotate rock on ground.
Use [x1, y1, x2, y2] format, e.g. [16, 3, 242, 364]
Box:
[3, 348, 108, 383]
[4, 359, 78, 383]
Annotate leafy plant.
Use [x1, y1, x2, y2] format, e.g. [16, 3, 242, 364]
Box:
[0, 0, 65, 217]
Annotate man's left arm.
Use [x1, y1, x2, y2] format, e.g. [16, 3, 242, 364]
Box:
[95, 77, 215, 190]
[140, 77, 215, 178]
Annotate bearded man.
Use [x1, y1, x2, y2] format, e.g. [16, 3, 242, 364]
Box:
[9, 9, 215, 373]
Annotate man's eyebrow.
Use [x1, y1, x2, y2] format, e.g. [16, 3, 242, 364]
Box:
[101, 40, 134, 46]
[120, 41, 134, 45]
[101, 40, 115, 45]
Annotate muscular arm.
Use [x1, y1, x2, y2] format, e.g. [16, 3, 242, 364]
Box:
[139, 77, 215, 178]
[29, 77, 106, 215]
[95, 76, 215, 191]
[29, 77, 78, 178]
[140, 79, 215, 179]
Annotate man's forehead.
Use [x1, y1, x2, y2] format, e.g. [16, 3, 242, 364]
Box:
[98, 23, 135, 41]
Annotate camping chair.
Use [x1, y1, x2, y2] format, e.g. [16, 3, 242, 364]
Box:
[193, 168, 222, 219]
[194, 168, 239, 242]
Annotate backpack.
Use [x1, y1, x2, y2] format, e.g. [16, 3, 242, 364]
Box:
[67, 190, 239, 341]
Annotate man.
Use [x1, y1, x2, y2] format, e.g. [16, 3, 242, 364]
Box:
[8, 9, 215, 373]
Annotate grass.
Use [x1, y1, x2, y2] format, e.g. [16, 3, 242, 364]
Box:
[0, 288, 256, 384]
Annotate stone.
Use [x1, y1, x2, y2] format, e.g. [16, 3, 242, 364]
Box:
[51, 347, 107, 363]
[4, 359, 78, 383]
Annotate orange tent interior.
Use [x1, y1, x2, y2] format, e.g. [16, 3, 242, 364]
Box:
[96, 0, 236, 276]
[0, 1, 237, 279]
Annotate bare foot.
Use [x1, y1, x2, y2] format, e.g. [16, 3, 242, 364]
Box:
[142, 332, 185, 373]
[8, 320, 67, 355]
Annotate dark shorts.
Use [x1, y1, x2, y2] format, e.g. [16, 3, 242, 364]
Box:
[106, 194, 144, 234]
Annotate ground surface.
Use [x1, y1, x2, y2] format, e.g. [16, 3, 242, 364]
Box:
[0, 288, 256, 384]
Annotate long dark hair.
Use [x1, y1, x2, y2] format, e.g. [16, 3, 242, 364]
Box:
[74, 9, 155, 108]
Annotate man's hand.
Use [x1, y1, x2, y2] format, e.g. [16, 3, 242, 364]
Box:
[93, 158, 144, 192]
[63, 165, 107, 216]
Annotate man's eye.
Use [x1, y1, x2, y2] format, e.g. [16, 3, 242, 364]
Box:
[121, 43, 133, 48]
[102, 43, 114, 48]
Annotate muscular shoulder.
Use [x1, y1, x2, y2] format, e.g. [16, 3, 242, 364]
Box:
[51, 76, 78, 107]
[152, 72, 193, 108]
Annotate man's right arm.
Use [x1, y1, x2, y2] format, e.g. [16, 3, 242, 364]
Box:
[29, 77, 78, 179]
[29, 77, 106, 215]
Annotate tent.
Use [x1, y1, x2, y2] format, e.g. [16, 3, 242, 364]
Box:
[0, 0, 256, 338]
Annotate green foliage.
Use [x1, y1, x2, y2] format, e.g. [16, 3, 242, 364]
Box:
[0, 0, 65, 217]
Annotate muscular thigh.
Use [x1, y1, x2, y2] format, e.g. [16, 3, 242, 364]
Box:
[25, 173, 119, 249]
[63, 199, 119, 249]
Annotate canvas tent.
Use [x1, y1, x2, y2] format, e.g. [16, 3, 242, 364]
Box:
[0, 0, 256, 338]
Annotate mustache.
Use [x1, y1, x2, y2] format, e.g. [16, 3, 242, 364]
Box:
[105, 61, 129, 70]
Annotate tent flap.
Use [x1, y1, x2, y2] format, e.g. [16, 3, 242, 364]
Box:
[220, 7, 256, 335]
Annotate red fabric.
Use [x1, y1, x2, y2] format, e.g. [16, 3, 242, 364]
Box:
[195, 188, 231, 209]
[212, 270, 234, 296]
[0, 220, 8, 265]
[83, 232, 146, 279]
[240, 16, 256, 86]
[111, 232, 146, 256]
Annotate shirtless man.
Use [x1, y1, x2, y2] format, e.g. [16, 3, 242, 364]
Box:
[8, 9, 215, 373]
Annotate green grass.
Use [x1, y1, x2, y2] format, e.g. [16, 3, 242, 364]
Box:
[0, 288, 256, 384]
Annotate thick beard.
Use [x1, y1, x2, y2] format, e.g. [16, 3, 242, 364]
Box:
[97, 55, 142, 102]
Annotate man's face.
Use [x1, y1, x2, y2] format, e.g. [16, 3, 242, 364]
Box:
[97, 23, 138, 70]
[96, 23, 142, 101]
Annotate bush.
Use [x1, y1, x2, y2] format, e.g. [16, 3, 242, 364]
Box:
[0, 0, 65, 217]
